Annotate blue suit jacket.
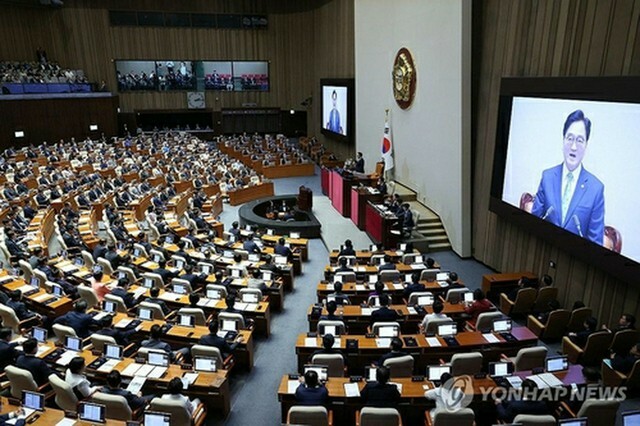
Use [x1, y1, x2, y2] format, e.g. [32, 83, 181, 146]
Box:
[531, 164, 604, 245]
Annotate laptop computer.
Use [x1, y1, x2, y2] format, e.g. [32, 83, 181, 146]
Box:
[65, 335, 82, 352]
[78, 402, 106, 423]
[462, 292, 474, 303]
[200, 264, 212, 275]
[416, 294, 434, 306]
[32, 327, 47, 343]
[437, 323, 459, 346]
[290, 232, 300, 239]
[143, 277, 154, 288]
[492, 318, 515, 341]
[194, 356, 217, 372]
[545, 356, 569, 373]
[274, 255, 287, 265]
[147, 351, 169, 367]
[266, 229, 275, 236]
[242, 292, 259, 303]
[427, 365, 452, 385]
[207, 289, 221, 300]
[174, 259, 184, 270]
[133, 247, 142, 258]
[558, 419, 588, 426]
[103, 300, 117, 313]
[230, 268, 241, 278]
[221, 319, 238, 333]
[22, 390, 45, 411]
[138, 307, 153, 321]
[51, 284, 63, 297]
[320, 324, 340, 337]
[143, 412, 171, 426]
[178, 314, 196, 328]
[489, 361, 514, 378]
[304, 364, 328, 383]
[223, 250, 234, 258]
[262, 271, 272, 281]
[378, 326, 399, 338]
[104, 344, 123, 360]
[173, 283, 187, 295]
[165, 235, 174, 244]
[74, 257, 84, 266]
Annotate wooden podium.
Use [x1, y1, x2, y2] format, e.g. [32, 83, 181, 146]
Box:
[297, 186, 313, 211]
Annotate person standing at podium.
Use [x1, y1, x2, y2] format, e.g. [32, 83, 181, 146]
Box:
[354, 152, 365, 173]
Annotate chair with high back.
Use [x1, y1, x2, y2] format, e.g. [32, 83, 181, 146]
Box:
[357, 407, 402, 426]
[77, 285, 100, 308]
[5, 366, 40, 399]
[379, 270, 401, 283]
[116, 266, 138, 283]
[177, 308, 207, 326]
[317, 320, 346, 336]
[602, 358, 640, 389]
[218, 312, 246, 330]
[132, 244, 149, 258]
[141, 273, 164, 290]
[190, 345, 230, 370]
[610, 329, 640, 356]
[426, 318, 455, 335]
[450, 352, 483, 376]
[425, 408, 474, 426]
[383, 355, 414, 377]
[140, 301, 166, 320]
[287, 406, 332, 426]
[566, 307, 593, 333]
[337, 255, 357, 266]
[407, 292, 434, 306]
[504, 347, 548, 371]
[239, 288, 263, 302]
[96, 257, 114, 275]
[471, 311, 503, 332]
[149, 397, 207, 426]
[512, 414, 557, 426]
[171, 278, 193, 294]
[81, 250, 95, 268]
[500, 287, 537, 316]
[104, 294, 129, 313]
[335, 272, 356, 283]
[205, 284, 227, 300]
[311, 354, 345, 377]
[532, 287, 558, 313]
[52, 323, 77, 340]
[560, 398, 620, 426]
[91, 334, 117, 353]
[371, 322, 401, 336]
[445, 288, 469, 304]
[562, 331, 613, 365]
[49, 374, 78, 411]
[0, 304, 38, 333]
[420, 269, 440, 282]
[18, 259, 34, 282]
[527, 309, 571, 341]
[92, 392, 134, 421]
[149, 249, 166, 262]
[370, 254, 385, 266]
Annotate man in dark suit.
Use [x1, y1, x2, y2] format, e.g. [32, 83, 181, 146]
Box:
[198, 321, 243, 358]
[7, 290, 38, 321]
[338, 239, 356, 257]
[310, 334, 346, 365]
[242, 236, 261, 255]
[92, 239, 108, 261]
[111, 278, 137, 309]
[101, 370, 153, 411]
[0, 328, 18, 371]
[16, 338, 56, 386]
[334, 257, 353, 273]
[354, 152, 365, 173]
[531, 109, 604, 245]
[294, 370, 328, 406]
[274, 238, 293, 259]
[496, 379, 551, 422]
[105, 244, 128, 270]
[567, 317, 598, 348]
[153, 260, 178, 284]
[377, 337, 409, 366]
[228, 221, 240, 239]
[361, 366, 401, 408]
[53, 300, 99, 339]
[146, 287, 171, 316]
[400, 203, 414, 236]
[4, 231, 27, 258]
[180, 264, 207, 289]
[370, 294, 399, 324]
[319, 301, 343, 321]
[403, 272, 424, 299]
[378, 254, 397, 271]
[95, 315, 136, 346]
[328, 282, 351, 306]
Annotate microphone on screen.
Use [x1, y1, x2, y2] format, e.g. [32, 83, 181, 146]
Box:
[572, 215, 584, 238]
[541, 206, 554, 221]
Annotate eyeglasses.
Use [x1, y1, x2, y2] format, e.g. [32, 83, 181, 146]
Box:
[564, 134, 586, 146]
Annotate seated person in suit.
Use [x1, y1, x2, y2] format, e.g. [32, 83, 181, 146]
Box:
[65, 357, 98, 399]
[161, 377, 201, 415]
[403, 272, 424, 299]
[173, 241, 191, 263]
[96, 315, 136, 346]
[378, 254, 397, 271]
[419, 300, 450, 334]
[295, 370, 329, 406]
[101, 370, 154, 411]
[0, 410, 26, 426]
[53, 300, 99, 339]
[242, 236, 261, 255]
[424, 372, 465, 421]
[229, 254, 248, 277]
[464, 289, 493, 325]
[153, 260, 179, 284]
[141, 324, 182, 362]
[4, 230, 27, 259]
[198, 320, 243, 358]
[310, 334, 346, 365]
[180, 264, 207, 290]
[338, 239, 356, 257]
[274, 238, 292, 259]
[567, 317, 598, 348]
[603, 313, 636, 333]
[506, 276, 536, 301]
[425, 257, 437, 269]
[90, 269, 112, 303]
[376, 337, 408, 366]
[111, 278, 138, 309]
[495, 378, 551, 422]
[610, 343, 640, 375]
[334, 256, 353, 273]
[247, 269, 268, 293]
[92, 239, 108, 261]
[319, 301, 342, 321]
[361, 366, 401, 408]
[368, 281, 385, 300]
[228, 221, 241, 239]
[370, 294, 399, 324]
[146, 287, 171, 316]
[0, 328, 18, 371]
[536, 299, 562, 325]
[105, 244, 129, 270]
[444, 272, 464, 289]
[223, 294, 245, 322]
[7, 290, 40, 321]
[328, 282, 351, 306]
[260, 254, 279, 274]
[16, 338, 57, 386]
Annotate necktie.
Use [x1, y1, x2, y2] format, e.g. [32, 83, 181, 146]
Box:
[562, 171, 574, 222]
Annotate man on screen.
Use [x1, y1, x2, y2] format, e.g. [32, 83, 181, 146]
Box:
[327, 90, 344, 135]
[531, 110, 605, 245]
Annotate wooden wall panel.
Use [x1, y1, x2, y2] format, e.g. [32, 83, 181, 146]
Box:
[473, 0, 640, 325]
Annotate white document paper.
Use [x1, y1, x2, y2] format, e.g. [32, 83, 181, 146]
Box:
[126, 376, 147, 394]
[148, 366, 167, 379]
[344, 382, 361, 397]
[287, 380, 300, 394]
[235, 302, 249, 311]
[54, 418, 77, 426]
[97, 358, 120, 373]
[135, 364, 155, 377]
[376, 338, 391, 348]
[33, 293, 52, 302]
[426, 337, 442, 347]
[392, 283, 404, 290]
[245, 303, 259, 312]
[325, 284, 334, 291]
[506, 376, 523, 389]
[538, 372, 564, 388]
[114, 318, 133, 328]
[305, 338, 318, 347]
[355, 285, 366, 291]
[410, 264, 426, 270]
[159, 292, 180, 301]
[182, 372, 199, 389]
[526, 374, 550, 389]
[93, 312, 109, 321]
[482, 333, 500, 343]
[121, 363, 144, 377]
[437, 281, 449, 287]
[55, 350, 78, 366]
[407, 307, 417, 315]
[361, 308, 372, 316]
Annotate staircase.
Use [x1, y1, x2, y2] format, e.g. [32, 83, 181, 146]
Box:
[393, 182, 452, 252]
